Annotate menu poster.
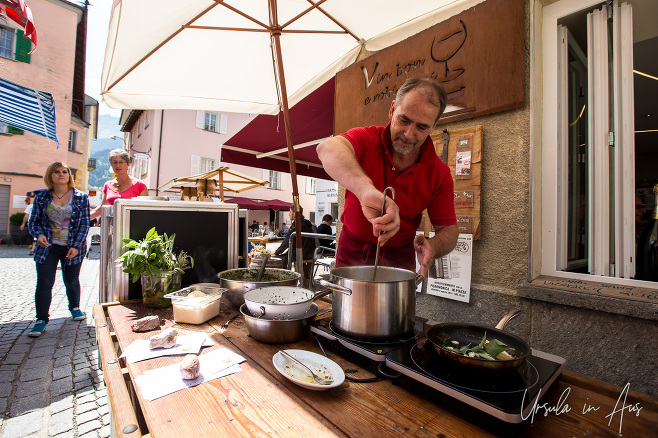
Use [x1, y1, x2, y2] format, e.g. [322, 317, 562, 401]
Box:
[427, 234, 473, 302]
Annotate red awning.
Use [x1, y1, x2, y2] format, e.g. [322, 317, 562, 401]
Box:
[264, 199, 293, 211]
[221, 78, 335, 181]
[224, 197, 269, 210]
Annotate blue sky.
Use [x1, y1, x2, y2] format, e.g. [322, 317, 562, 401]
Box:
[85, 1, 122, 138]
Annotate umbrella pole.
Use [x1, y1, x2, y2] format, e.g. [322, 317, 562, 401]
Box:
[270, 5, 305, 283]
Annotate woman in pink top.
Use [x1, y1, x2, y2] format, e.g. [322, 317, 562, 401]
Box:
[90, 149, 148, 219]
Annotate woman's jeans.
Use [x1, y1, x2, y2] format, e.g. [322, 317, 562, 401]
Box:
[35, 244, 82, 322]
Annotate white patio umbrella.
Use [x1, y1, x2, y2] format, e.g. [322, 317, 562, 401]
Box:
[101, 0, 464, 277]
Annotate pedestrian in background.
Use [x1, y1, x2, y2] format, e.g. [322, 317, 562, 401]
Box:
[90, 149, 148, 220]
[317, 214, 334, 249]
[20, 196, 35, 255]
[27, 162, 90, 337]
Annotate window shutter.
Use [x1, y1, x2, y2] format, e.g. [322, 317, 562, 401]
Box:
[191, 155, 201, 175]
[281, 173, 286, 190]
[15, 30, 31, 63]
[195, 111, 204, 129]
[263, 169, 270, 184]
[219, 114, 228, 134]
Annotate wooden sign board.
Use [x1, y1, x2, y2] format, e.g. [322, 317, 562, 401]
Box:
[431, 125, 482, 240]
[531, 276, 658, 304]
[334, 0, 525, 134]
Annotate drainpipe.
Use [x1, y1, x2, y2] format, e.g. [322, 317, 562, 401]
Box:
[155, 110, 164, 195]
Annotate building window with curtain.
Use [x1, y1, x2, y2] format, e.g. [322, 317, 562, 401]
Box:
[541, 0, 657, 285]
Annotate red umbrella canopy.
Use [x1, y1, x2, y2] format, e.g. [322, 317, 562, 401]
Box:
[264, 199, 293, 211]
[221, 79, 335, 181]
[225, 197, 269, 211]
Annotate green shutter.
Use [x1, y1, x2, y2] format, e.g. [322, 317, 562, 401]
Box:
[7, 126, 24, 135]
[15, 29, 31, 63]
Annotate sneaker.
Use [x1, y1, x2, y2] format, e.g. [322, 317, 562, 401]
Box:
[71, 308, 85, 321]
[28, 320, 47, 337]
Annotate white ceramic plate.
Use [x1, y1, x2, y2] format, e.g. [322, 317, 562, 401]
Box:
[272, 350, 345, 391]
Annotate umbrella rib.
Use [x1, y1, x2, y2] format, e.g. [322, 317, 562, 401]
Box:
[302, 0, 360, 42]
[184, 25, 270, 32]
[214, 0, 270, 31]
[281, 0, 328, 29]
[108, 2, 220, 92]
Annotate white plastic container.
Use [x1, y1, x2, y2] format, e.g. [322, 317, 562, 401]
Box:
[164, 285, 225, 324]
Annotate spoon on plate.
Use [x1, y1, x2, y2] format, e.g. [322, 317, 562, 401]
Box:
[279, 350, 334, 385]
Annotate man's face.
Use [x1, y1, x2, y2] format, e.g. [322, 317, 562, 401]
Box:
[388, 88, 440, 156]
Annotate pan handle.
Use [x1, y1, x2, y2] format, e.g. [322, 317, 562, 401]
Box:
[318, 279, 352, 296]
[494, 308, 522, 330]
[414, 273, 423, 288]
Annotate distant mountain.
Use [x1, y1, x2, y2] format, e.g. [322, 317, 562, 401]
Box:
[91, 137, 124, 153]
[97, 114, 123, 139]
[88, 148, 114, 188]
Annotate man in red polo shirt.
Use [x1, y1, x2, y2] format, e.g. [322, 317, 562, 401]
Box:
[317, 77, 458, 277]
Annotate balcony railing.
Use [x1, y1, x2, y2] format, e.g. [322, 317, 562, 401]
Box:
[87, 158, 96, 171]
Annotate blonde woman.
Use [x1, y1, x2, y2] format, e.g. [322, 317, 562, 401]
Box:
[28, 162, 90, 337]
[90, 149, 148, 219]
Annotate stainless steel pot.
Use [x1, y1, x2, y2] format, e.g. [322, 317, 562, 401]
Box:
[240, 303, 319, 344]
[218, 268, 300, 307]
[321, 265, 423, 340]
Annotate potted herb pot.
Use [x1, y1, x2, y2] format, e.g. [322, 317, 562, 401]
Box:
[140, 271, 182, 308]
[116, 227, 193, 308]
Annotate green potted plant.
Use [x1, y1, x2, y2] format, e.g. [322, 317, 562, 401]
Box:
[117, 227, 193, 308]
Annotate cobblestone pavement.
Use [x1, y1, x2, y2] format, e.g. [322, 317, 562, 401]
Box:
[0, 245, 109, 438]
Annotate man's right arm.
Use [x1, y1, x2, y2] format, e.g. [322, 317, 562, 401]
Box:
[317, 136, 400, 245]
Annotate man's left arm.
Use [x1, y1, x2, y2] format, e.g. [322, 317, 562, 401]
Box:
[414, 224, 459, 277]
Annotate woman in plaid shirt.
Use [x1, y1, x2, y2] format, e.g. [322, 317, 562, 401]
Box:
[27, 162, 90, 337]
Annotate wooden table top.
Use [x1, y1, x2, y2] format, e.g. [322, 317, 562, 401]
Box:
[94, 298, 658, 438]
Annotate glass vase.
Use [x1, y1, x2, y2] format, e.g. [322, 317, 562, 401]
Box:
[140, 271, 181, 308]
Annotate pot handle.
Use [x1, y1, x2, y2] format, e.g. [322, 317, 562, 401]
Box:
[494, 308, 522, 330]
[414, 273, 424, 288]
[318, 279, 352, 296]
[256, 306, 266, 319]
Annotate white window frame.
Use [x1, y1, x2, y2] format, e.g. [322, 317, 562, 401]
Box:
[0, 25, 15, 60]
[68, 130, 77, 152]
[540, 0, 644, 287]
[144, 110, 151, 128]
[196, 110, 228, 134]
[306, 177, 316, 195]
[263, 169, 286, 190]
[190, 155, 216, 175]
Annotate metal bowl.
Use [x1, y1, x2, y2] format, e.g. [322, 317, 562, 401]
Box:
[218, 268, 300, 307]
[240, 303, 318, 344]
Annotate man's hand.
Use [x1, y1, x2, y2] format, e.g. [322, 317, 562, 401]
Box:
[414, 234, 434, 277]
[359, 186, 400, 246]
[414, 224, 459, 278]
[37, 235, 50, 248]
[66, 248, 79, 259]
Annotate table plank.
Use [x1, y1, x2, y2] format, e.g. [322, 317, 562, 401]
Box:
[106, 301, 342, 437]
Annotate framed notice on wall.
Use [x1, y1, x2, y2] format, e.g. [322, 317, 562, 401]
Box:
[426, 234, 473, 303]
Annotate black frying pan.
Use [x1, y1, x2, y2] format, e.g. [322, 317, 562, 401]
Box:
[425, 309, 530, 371]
